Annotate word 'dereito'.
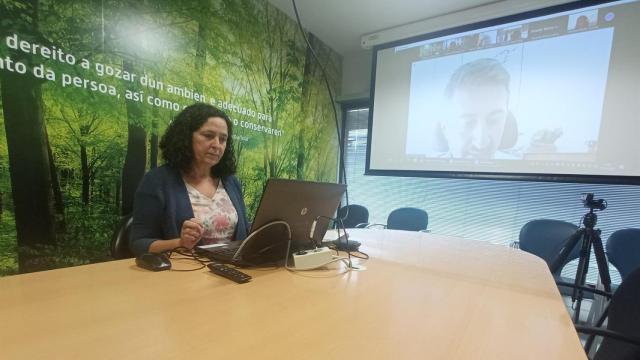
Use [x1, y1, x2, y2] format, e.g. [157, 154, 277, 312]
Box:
[6, 33, 76, 65]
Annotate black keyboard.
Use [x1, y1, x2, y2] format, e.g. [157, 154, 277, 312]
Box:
[209, 246, 239, 257]
[197, 245, 241, 264]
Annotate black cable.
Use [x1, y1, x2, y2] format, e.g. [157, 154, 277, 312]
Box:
[167, 247, 207, 271]
[349, 250, 370, 260]
[291, 0, 351, 223]
[326, 244, 369, 259]
[336, 217, 354, 268]
[169, 267, 205, 272]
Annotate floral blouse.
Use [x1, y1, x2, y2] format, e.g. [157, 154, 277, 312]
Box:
[185, 181, 238, 245]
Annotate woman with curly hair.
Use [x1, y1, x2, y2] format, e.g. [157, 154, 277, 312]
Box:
[129, 103, 250, 255]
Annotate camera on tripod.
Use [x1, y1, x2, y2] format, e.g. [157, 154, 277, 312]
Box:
[551, 192, 613, 323]
[581, 193, 606, 211]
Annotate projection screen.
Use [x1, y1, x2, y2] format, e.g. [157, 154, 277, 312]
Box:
[368, 0, 640, 184]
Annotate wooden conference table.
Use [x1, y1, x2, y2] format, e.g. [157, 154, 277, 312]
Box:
[0, 229, 585, 359]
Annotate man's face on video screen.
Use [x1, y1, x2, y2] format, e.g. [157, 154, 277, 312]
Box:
[442, 84, 508, 159]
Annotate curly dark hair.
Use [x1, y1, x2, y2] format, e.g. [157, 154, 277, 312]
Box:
[160, 103, 236, 177]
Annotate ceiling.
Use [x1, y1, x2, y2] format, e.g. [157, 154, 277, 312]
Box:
[267, 0, 503, 55]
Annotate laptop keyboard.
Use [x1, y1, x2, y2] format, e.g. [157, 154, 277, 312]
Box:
[209, 246, 239, 258]
[197, 245, 242, 264]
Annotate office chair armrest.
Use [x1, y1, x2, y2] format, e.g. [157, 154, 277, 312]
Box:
[555, 281, 612, 299]
[354, 223, 370, 228]
[575, 325, 640, 347]
[366, 223, 387, 229]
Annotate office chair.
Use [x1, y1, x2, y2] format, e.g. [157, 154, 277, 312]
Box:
[578, 228, 640, 325]
[517, 219, 580, 275]
[575, 266, 640, 360]
[110, 214, 134, 259]
[517, 219, 582, 297]
[606, 228, 640, 281]
[336, 204, 369, 228]
[386, 207, 428, 231]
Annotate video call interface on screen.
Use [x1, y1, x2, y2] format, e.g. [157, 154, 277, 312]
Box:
[369, 0, 640, 180]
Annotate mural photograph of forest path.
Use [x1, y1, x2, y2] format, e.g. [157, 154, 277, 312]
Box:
[0, 0, 341, 275]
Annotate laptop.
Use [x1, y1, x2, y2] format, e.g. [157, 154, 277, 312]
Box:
[196, 178, 346, 267]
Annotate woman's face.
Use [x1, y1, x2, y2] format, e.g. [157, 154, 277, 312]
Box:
[191, 117, 228, 169]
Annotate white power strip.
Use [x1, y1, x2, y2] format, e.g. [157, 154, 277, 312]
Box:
[292, 247, 333, 269]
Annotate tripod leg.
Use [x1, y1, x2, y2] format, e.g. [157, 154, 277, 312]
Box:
[550, 229, 584, 274]
[573, 231, 591, 301]
[572, 233, 592, 323]
[584, 305, 609, 353]
[591, 229, 612, 294]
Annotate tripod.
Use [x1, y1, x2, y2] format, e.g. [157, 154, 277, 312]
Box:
[550, 207, 612, 323]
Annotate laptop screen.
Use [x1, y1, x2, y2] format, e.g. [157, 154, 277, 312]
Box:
[250, 178, 346, 251]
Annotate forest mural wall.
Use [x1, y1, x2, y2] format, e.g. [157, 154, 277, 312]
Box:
[0, 0, 341, 275]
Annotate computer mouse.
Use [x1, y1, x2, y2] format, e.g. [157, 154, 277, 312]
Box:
[135, 253, 171, 271]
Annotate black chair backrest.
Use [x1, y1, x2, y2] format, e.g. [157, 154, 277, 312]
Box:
[386, 207, 428, 231]
[337, 204, 369, 228]
[110, 215, 134, 259]
[519, 219, 579, 275]
[606, 228, 640, 281]
[594, 267, 640, 360]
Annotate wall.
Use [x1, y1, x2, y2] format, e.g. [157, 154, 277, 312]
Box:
[0, 0, 342, 275]
[340, 50, 372, 101]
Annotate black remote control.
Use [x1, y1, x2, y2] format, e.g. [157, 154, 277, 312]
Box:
[207, 263, 252, 284]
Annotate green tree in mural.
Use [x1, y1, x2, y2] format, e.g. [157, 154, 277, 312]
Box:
[297, 33, 321, 180]
[45, 123, 66, 232]
[0, 0, 57, 267]
[51, 104, 119, 207]
[0, 0, 132, 271]
[191, 0, 211, 95]
[296, 33, 341, 182]
[120, 59, 147, 215]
